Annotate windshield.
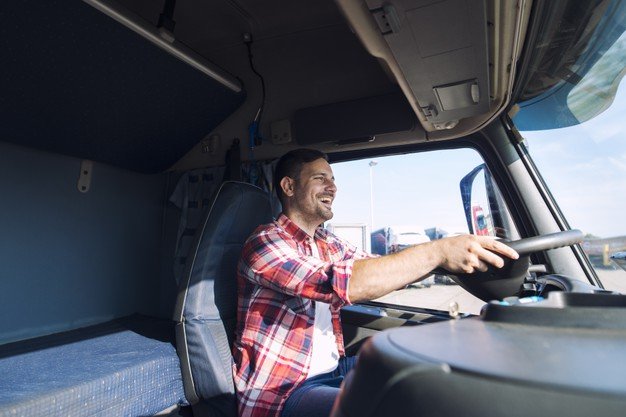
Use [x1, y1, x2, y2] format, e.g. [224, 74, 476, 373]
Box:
[514, 0, 626, 291]
[514, 0, 626, 130]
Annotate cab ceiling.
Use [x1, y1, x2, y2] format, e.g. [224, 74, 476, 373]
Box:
[152, 0, 526, 169]
[1, 0, 527, 172]
[126, 0, 412, 168]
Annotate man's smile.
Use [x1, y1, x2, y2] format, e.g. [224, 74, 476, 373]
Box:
[319, 195, 334, 209]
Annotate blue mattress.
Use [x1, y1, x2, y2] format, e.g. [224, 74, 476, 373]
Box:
[0, 316, 188, 417]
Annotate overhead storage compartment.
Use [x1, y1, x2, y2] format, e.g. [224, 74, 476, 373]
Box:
[0, 0, 245, 173]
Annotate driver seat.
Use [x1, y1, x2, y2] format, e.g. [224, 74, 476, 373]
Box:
[173, 181, 273, 417]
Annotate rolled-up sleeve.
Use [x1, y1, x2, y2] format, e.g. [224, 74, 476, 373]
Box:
[239, 229, 354, 307]
[329, 234, 377, 306]
[327, 258, 355, 306]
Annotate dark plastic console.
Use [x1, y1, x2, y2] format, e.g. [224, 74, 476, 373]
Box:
[331, 292, 626, 417]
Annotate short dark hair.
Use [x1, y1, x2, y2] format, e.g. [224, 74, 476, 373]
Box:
[274, 148, 328, 205]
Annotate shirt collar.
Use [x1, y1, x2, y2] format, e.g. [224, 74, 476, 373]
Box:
[277, 213, 328, 243]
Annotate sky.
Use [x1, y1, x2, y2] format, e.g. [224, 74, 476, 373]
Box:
[330, 79, 626, 239]
[331, 148, 481, 235]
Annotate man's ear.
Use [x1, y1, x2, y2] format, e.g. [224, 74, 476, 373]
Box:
[280, 177, 295, 197]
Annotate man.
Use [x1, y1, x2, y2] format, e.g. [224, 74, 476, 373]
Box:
[232, 149, 518, 417]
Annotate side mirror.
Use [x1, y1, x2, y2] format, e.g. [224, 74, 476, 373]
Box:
[460, 164, 490, 235]
[460, 164, 517, 239]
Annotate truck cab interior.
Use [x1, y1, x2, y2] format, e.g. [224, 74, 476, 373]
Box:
[2, 0, 626, 416]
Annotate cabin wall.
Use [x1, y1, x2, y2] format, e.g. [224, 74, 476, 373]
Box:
[0, 142, 170, 344]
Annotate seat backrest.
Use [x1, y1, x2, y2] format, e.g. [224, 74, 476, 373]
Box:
[173, 181, 273, 416]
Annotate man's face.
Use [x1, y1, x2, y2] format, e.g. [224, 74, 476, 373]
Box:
[290, 158, 337, 225]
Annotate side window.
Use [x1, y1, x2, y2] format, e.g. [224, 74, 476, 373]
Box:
[330, 148, 517, 315]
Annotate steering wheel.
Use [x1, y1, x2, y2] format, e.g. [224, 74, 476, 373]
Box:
[440, 229, 584, 302]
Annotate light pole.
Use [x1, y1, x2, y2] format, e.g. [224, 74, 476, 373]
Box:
[369, 160, 377, 233]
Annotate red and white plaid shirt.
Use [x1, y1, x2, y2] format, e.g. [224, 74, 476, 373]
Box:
[232, 214, 371, 417]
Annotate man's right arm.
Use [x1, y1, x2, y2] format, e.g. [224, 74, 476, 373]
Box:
[348, 234, 519, 303]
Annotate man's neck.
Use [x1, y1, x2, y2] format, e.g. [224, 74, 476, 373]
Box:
[283, 210, 321, 237]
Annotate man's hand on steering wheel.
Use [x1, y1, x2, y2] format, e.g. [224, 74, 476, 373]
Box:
[431, 230, 584, 302]
[434, 235, 519, 274]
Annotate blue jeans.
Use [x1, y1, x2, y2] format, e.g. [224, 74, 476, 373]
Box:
[281, 356, 358, 417]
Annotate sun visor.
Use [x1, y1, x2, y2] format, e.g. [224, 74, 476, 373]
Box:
[366, 0, 491, 130]
[294, 93, 416, 145]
